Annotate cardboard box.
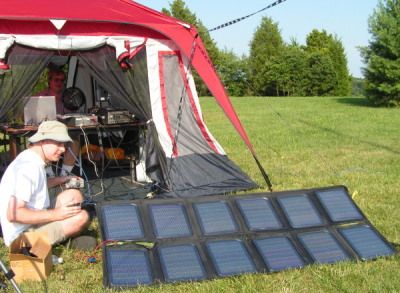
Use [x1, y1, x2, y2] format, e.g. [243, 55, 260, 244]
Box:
[105, 147, 125, 160]
[8, 232, 53, 283]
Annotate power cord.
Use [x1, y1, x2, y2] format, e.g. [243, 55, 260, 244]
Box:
[68, 146, 92, 200]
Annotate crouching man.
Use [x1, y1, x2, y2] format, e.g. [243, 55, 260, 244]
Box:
[0, 121, 89, 246]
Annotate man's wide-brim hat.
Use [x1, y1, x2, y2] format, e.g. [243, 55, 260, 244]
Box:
[29, 121, 72, 143]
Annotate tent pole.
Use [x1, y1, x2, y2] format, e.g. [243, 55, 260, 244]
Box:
[253, 154, 274, 192]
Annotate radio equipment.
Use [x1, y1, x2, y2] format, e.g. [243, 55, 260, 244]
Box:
[60, 113, 98, 126]
[98, 108, 133, 125]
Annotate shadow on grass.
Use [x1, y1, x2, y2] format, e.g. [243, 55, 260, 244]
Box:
[298, 119, 400, 155]
[335, 97, 375, 107]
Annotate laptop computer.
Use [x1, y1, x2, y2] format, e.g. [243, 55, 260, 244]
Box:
[23, 96, 57, 125]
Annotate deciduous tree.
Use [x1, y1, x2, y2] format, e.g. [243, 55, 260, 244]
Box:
[263, 45, 308, 97]
[306, 29, 351, 96]
[305, 52, 336, 96]
[162, 0, 220, 96]
[216, 49, 251, 96]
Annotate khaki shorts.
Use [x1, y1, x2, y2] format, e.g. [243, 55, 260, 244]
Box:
[26, 196, 66, 245]
[27, 221, 66, 245]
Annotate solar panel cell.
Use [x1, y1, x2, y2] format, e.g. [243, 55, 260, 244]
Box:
[316, 189, 363, 221]
[299, 231, 349, 263]
[158, 245, 207, 282]
[149, 204, 192, 238]
[206, 240, 256, 276]
[237, 197, 282, 230]
[339, 225, 395, 260]
[106, 249, 152, 286]
[253, 237, 305, 271]
[102, 205, 144, 240]
[194, 201, 238, 235]
[278, 195, 323, 228]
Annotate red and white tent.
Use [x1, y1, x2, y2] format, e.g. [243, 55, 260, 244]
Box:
[0, 0, 261, 197]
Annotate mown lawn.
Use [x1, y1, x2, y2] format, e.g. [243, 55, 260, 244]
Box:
[1, 96, 399, 292]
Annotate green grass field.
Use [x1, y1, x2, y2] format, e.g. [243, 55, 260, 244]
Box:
[1, 96, 399, 292]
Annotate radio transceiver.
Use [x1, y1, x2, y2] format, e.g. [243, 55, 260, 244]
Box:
[98, 108, 133, 124]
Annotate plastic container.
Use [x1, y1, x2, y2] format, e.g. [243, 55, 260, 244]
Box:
[52, 255, 64, 265]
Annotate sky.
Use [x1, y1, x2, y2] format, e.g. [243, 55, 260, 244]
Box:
[136, 0, 380, 78]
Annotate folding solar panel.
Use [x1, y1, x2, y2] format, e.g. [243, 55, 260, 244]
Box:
[149, 204, 192, 238]
[102, 204, 144, 240]
[278, 195, 323, 228]
[97, 186, 397, 289]
[298, 230, 349, 264]
[339, 225, 395, 260]
[106, 249, 153, 287]
[158, 244, 207, 282]
[236, 197, 282, 230]
[253, 237, 305, 271]
[194, 201, 238, 235]
[206, 240, 256, 276]
[316, 189, 363, 222]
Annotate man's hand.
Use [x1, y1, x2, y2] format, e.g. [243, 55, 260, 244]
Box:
[56, 200, 82, 220]
[7, 196, 81, 223]
[47, 175, 83, 189]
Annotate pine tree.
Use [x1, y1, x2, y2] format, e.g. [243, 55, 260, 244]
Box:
[248, 16, 284, 96]
[360, 0, 400, 106]
[329, 36, 351, 96]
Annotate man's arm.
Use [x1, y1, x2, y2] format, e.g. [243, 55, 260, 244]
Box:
[7, 196, 82, 224]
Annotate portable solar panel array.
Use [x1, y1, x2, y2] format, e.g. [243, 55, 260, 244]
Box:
[96, 185, 396, 289]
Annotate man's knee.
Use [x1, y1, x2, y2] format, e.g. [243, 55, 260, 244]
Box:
[57, 188, 83, 205]
[72, 209, 90, 230]
[79, 209, 90, 226]
[62, 209, 90, 238]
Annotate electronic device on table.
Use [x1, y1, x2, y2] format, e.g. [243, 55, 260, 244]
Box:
[60, 113, 98, 127]
[97, 107, 134, 125]
[23, 96, 57, 125]
[92, 82, 134, 125]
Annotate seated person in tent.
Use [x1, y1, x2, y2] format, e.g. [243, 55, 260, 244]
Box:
[0, 121, 89, 247]
[35, 67, 81, 177]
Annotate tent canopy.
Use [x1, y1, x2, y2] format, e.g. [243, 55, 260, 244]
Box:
[0, 0, 260, 197]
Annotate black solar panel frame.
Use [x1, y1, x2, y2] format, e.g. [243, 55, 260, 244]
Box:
[97, 185, 397, 289]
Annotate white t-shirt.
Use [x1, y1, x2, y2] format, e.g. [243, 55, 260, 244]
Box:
[0, 149, 49, 246]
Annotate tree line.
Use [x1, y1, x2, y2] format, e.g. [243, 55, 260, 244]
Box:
[162, 0, 351, 98]
[164, 0, 399, 107]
